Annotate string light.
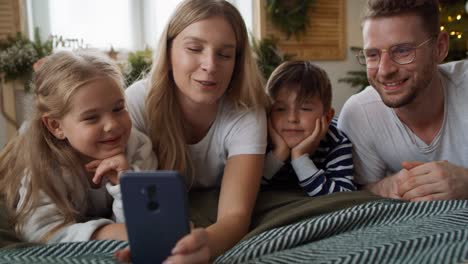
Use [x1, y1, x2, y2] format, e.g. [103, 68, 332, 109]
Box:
[440, 2, 466, 60]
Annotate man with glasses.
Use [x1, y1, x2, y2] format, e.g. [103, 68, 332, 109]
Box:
[338, 0, 468, 201]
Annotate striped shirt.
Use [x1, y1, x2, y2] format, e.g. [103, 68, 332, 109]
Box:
[263, 119, 356, 197]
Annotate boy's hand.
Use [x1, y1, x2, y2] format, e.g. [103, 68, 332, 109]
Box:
[85, 153, 129, 186]
[291, 116, 328, 160]
[268, 118, 290, 161]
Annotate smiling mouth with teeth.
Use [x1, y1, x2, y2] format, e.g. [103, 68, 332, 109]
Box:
[384, 81, 404, 86]
[380, 79, 408, 91]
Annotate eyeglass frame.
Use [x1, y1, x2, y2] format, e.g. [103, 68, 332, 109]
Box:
[356, 36, 436, 69]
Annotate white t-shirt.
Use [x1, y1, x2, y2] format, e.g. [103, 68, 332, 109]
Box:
[125, 80, 267, 188]
[338, 60, 468, 185]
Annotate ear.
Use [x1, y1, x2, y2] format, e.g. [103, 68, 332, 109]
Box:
[324, 107, 335, 125]
[435, 31, 449, 63]
[42, 115, 66, 140]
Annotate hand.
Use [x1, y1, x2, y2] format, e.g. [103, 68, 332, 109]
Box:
[399, 160, 468, 201]
[291, 116, 328, 160]
[268, 118, 290, 161]
[114, 228, 211, 264]
[366, 168, 410, 199]
[165, 228, 211, 264]
[85, 154, 129, 186]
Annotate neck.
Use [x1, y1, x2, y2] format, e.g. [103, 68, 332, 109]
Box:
[394, 75, 444, 145]
[179, 99, 219, 144]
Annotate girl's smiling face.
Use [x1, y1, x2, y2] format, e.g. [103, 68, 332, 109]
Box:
[54, 78, 132, 160]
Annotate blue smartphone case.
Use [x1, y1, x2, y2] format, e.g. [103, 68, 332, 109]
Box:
[121, 171, 190, 264]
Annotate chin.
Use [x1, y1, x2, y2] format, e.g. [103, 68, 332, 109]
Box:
[285, 140, 300, 149]
[97, 148, 125, 160]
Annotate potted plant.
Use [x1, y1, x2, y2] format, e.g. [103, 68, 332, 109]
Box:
[251, 35, 294, 80]
[0, 28, 54, 91]
[121, 48, 153, 87]
[0, 28, 54, 133]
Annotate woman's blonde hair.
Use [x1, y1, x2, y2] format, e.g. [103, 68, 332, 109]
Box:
[0, 50, 124, 242]
[145, 0, 268, 178]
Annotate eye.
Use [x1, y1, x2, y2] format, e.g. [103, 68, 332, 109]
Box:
[364, 49, 379, 59]
[83, 115, 98, 122]
[217, 51, 233, 59]
[272, 106, 285, 112]
[113, 106, 125, 112]
[391, 44, 413, 57]
[187, 46, 202, 53]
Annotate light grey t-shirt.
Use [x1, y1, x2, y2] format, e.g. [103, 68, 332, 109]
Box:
[125, 80, 267, 188]
[338, 60, 468, 184]
[18, 128, 157, 243]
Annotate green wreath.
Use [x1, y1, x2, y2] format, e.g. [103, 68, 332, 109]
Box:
[266, 0, 315, 38]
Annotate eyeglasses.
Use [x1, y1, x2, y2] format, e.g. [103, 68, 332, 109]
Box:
[356, 37, 435, 69]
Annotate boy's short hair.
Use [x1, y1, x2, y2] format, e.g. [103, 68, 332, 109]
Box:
[362, 0, 440, 36]
[266, 61, 332, 111]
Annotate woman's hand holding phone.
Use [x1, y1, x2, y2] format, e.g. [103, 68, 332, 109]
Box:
[115, 228, 211, 264]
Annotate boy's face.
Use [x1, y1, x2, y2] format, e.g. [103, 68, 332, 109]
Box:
[270, 85, 329, 148]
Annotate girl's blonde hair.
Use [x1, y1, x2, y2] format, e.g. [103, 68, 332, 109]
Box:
[0, 50, 124, 242]
[145, 0, 268, 178]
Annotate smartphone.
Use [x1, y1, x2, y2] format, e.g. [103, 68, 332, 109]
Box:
[120, 171, 190, 264]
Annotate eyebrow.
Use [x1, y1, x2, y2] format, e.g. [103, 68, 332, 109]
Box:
[182, 36, 236, 49]
[78, 99, 125, 117]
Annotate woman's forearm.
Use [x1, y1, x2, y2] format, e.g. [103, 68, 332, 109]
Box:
[205, 213, 251, 258]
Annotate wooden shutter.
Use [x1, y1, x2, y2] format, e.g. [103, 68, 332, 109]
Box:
[0, 0, 22, 40]
[254, 0, 346, 60]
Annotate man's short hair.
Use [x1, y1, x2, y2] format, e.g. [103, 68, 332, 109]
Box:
[362, 0, 440, 36]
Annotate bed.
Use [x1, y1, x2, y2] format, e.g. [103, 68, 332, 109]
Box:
[1, 190, 467, 263]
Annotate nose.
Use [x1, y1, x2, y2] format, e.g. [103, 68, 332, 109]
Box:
[104, 116, 119, 132]
[377, 51, 398, 77]
[201, 51, 216, 73]
[287, 109, 299, 123]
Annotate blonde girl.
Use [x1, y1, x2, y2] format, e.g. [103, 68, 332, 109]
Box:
[122, 0, 269, 262]
[0, 50, 157, 243]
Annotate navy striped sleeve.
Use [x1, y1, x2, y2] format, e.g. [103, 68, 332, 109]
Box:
[293, 120, 356, 196]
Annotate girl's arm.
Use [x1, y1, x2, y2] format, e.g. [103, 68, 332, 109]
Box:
[90, 223, 127, 240]
[17, 176, 123, 243]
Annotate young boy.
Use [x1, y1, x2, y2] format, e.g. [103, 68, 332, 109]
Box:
[263, 61, 356, 196]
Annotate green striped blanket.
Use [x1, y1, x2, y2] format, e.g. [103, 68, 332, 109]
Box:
[0, 196, 467, 263]
[216, 199, 468, 264]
